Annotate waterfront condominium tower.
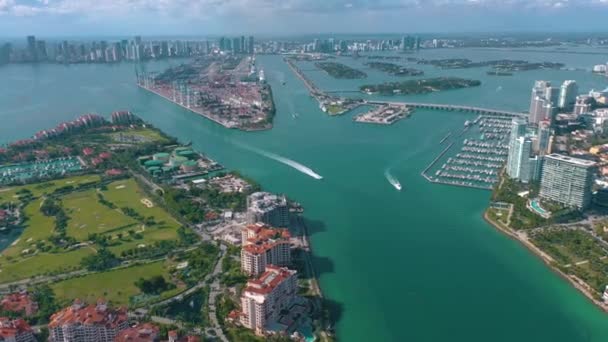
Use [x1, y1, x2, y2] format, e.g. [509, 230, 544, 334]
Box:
[559, 80, 578, 110]
[239, 266, 298, 335]
[534, 120, 552, 156]
[507, 118, 527, 176]
[529, 81, 556, 125]
[507, 117, 541, 183]
[540, 154, 596, 210]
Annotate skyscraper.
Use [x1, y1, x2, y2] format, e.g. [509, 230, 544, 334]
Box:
[559, 80, 578, 109]
[507, 117, 540, 183]
[529, 81, 555, 125]
[535, 120, 552, 155]
[507, 118, 528, 177]
[248, 36, 254, 54]
[26, 35, 37, 62]
[540, 154, 596, 209]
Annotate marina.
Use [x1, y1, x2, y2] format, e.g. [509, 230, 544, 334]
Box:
[421, 114, 511, 190]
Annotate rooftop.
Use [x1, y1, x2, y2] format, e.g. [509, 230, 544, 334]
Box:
[545, 153, 597, 167]
[0, 318, 32, 338]
[244, 265, 296, 296]
[48, 299, 128, 329]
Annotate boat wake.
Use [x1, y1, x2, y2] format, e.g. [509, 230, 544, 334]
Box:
[385, 169, 402, 191]
[235, 142, 323, 180]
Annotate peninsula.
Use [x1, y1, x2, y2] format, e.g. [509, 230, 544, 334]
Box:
[0, 112, 332, 342]
[137, 55, 276, 131]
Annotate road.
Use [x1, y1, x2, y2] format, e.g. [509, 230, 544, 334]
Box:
[206, 244, 229, 342]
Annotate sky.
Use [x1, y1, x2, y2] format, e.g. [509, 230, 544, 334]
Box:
[1, 0, 608, 37]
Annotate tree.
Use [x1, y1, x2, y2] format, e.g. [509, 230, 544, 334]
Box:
[80, 248, 119, 271]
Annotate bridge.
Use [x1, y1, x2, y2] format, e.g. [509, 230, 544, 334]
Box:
[367, 100, 527, 118]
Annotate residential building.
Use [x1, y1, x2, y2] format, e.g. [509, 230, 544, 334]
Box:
[540, 154, 596, 209]
[529, 81, 556, 125]
[241, 223, 291, 276]
[559, 80, 578, 109]
[239, 266, 298, 335]
[48, 299, 129, 342]
[115, 323, 159, 342]
[574, 95, 593, 115]
[246, 192, 289, 227]
[535, 120, 552, 155]
[0, 292, 38, 317]
[0, 318, 35, 342]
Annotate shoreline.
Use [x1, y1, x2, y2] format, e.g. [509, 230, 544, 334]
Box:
[483, 209, 608, 313]
[137, 84, 273, 132]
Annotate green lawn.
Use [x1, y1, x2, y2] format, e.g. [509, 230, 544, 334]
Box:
[0, 248, 94, 283]
[108, 128, 168, 144]
[0, 175, 181, 284]
[0, 175, 101, 203]
[64, 189, 137, 240]
[51, 261, 174, 306]
[2, 199, 55, 257]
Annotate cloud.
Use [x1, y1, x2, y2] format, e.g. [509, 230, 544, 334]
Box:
[2, 0, 606, 18]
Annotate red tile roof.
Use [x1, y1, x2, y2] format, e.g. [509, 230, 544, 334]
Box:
[0, 317, 32, 339]
[0, 292, 37, 316]
[115, 323, 159, 342]
[244, 266, 296, 295]
[48, 300, 127, 329]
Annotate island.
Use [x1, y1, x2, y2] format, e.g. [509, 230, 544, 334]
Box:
[354, 104, 413, 125]
[416, 58, 565, 72]
[137, 55, 276, 132]
[315, 61, 368, 79]
[365, 62, 424, 76]
[360, 77, 482, 95]
[0, 112, 332, 342]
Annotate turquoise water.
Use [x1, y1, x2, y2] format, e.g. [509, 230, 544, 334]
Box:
[1, 48, 608, 341]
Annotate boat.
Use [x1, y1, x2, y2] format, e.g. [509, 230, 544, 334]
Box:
[385, 170, 402, 191]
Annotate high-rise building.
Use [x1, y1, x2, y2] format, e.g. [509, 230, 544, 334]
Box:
[246, 192, 289, 227]
[559, 80, 578, 109]
[241, 223, 291, 276]
[507, 118, 541, 183]
[540, 154, 596, 210]
[26, 35, 37, 62]
[573, 95, 593, 115]
[506, 117, 527, 176]
[535, 120, 552, 155]
[239, 266, 298, 335]
[48, 299, 129, 342]
[0, 317, 35, 342]
[248, 36, 254, 54]
[529, 81, 555, 125]
[0, 43, 11, 65]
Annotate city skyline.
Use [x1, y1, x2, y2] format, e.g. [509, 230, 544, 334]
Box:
[2, 0, 608, 36]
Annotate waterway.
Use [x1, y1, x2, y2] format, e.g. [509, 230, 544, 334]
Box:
[1, 47, 608, 341]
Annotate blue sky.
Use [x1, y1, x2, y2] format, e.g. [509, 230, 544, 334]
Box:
[2, 0, 608, 36]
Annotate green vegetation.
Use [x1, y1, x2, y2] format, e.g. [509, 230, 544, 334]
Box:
[0, 175, 182, 284]
[150, 288, 210, 327]
[51, 261, 176, 306]
[220, 247, 247, 287]
[365, 62, 424, 76]
[360, 77, 481, 95]
[80, 248, 119, 271]
[531, 228, 608, 294]
[491, 177, 581, 230]
[315, 62, 367, 79]
[135, 275, 176, 295]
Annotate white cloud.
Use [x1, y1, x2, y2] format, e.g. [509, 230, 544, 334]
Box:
[1, 0, 607, 18]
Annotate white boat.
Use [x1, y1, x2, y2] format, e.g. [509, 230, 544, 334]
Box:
[385, 170, 402, 191]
